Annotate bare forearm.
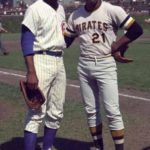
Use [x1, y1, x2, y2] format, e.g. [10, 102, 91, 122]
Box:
[112, 35, 130, 52]
[25, 55, 36, 74]
[112, 21, 143, 53]
[24, 55, 38, 89]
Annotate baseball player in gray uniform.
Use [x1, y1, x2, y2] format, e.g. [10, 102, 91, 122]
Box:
[64, 0, 143, 150]
[21, 0, 66, 150]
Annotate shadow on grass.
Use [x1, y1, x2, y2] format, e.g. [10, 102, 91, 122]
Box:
[0, 137, 93, 150]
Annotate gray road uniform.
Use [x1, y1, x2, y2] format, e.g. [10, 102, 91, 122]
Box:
[66, 1, 135, 131]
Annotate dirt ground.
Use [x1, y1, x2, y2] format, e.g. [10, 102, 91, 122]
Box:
[0, 36, 150, 150]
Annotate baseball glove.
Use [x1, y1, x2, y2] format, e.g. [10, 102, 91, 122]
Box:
[20, 80, 45, 110]
[112, 45, 133, 63]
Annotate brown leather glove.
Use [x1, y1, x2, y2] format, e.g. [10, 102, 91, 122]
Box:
[20, 80, 45, 110]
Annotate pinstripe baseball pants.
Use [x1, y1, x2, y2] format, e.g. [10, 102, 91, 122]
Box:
[25, 54, 66, 133]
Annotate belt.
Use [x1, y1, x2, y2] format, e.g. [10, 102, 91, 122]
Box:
[34, 50, 63, 57]
[80, 54, 111, 61]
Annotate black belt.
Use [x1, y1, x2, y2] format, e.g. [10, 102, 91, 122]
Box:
[35, 51, 63, 57]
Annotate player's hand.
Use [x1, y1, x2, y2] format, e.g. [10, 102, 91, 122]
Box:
[112, 44, 133, 63]
[112, 51, 133, 63]
[111, 41, 119, 54]
[26, 72, 38, 90]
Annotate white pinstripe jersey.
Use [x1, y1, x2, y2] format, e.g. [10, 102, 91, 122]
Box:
[22, 0, 66, 52]
[67, 1, 135, 57]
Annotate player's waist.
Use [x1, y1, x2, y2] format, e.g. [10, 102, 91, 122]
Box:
[34, 50, 63, 57]
[80, 54, 112, 61]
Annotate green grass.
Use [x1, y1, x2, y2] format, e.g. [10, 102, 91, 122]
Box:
[0, 83, 24, 144]
[0, 51, 25, 70]
[64, 43, 80, 80]
[117, 41, 150, 90]
[1, 33, 20, 41]
[133, 15, 150, 33]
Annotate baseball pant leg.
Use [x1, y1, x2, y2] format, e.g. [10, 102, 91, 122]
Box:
[79, 72, 102, 127]
[78, 65, 103, 149]
[45, 57, 66, 129]
[97, 70, 124, 131]
[97, 71, 125, 150]
[24, 55, 66, 133]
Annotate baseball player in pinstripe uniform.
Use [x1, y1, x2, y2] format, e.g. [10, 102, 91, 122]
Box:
[21, 0, 66, 150]
[65, 0, 143, 149]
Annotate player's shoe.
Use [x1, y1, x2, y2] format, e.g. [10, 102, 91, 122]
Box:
[95, 147, 103, 150]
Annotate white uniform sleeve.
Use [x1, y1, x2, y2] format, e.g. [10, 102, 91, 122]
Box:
[109, 5, 134, 29]
[22, 7, 38, 35]
[59, 5, 66, 22]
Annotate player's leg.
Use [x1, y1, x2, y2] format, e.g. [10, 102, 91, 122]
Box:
[0, 38, 9, 55]
[98, 70, 124, 150]
[24, 54, 57, 150]
[78, 63, 103, 150]
[42, 126, 57, 150]
[89, 123, 103, 150]
[24, 130, 37, 150]
[24, 99, 47, 150]
[43, 56, 66, 150]
[23, 86, 47, 149]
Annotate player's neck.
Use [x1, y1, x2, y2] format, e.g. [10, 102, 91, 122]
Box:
[85, 1, 101, 13]
[44, 0, 58, 10]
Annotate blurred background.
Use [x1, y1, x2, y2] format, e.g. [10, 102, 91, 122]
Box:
[0, 0, 150, 16]
[0, 0, 150, 33]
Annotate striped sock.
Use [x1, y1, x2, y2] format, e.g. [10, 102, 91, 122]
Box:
[111, 129, 125, 150]
[92, 135, 103, 150]
[90, 124, 104, 150]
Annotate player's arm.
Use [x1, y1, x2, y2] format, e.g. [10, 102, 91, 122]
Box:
[63, 13, 77, 48]
[109, 6, 143, 53]
[111, 16, 143, 53]
[21, 25, 38, 90]
[62, 22, 76, 48]
[64, 28, 76, 48]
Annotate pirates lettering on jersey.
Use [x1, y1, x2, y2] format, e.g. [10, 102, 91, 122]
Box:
[75, 21, 109, 32]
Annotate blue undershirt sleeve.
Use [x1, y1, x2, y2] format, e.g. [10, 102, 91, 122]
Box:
[21, 25, 35, 56]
